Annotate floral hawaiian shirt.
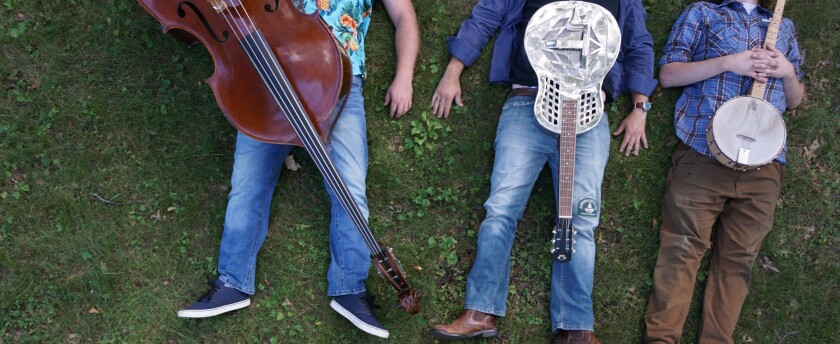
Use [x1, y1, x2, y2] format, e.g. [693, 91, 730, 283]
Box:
[303, 0, 373, 76]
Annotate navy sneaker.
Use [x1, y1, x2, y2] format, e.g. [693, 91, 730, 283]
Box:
[177, 278, 251, 318]
[330, 292, 389, 338]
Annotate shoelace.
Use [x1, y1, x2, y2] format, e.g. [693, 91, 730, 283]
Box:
[198, 276, 221, 302]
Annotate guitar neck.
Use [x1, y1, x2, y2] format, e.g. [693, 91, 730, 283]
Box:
[749, 0, 787, 99]
[557, 99, 578, 218]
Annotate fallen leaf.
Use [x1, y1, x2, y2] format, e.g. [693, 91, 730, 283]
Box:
[414, 265, 423, 271]
[801, 139, 822, 165]
[803, 226, 816, 240]
[284, 155, 301, 171]
[282, 299, 292, 307]
[150, 210, 161, 220]
[761, 256, 780, 273]
[163, 279, 170, 286]
[88, 307, 100, 314]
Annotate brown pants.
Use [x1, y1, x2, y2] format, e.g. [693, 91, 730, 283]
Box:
[644, 143, 784, 344]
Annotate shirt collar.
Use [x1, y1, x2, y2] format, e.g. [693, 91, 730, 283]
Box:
[717, 0, 773, 16]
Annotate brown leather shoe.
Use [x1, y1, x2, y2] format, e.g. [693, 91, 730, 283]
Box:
[430, 309, 500, 339]
[552, 330, 600, 344]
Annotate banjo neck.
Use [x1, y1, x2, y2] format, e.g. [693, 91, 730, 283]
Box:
[748, 0, 787, 99]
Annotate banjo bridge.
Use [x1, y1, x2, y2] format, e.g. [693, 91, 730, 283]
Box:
[736, 134, 757, 142]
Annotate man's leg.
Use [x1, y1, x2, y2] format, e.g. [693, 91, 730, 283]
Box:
[697, 163, 783, 344]
[549, 113, 609, 335]
[433, 95, 556, 339]
[644, 144, 728, 343]
[178, 132, 292, 318]
[322, 78, 389, 338]
[324, 77, 370, 297]
[218, 132, 293, 294]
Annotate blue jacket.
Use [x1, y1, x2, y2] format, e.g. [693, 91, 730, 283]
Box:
[447, 0, 658, 100]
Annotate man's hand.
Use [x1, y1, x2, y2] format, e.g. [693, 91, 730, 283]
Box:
[762, 44, 797, 81]
[725, 47, 774, 83]
[431, 59, 466, 118]
[613, 108, 648, 156]
[385, 76, 413, 118]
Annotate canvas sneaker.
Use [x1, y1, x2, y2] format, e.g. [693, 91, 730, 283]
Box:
[177, 278, 251, 318]
[330, 292, 389, 338]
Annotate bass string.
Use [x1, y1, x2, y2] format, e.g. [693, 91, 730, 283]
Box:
[214, 2, 384, 258]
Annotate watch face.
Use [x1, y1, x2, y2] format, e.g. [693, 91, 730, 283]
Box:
[637, 102, 651, 111]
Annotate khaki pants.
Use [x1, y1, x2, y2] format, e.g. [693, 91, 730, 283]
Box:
[644, 143, 784, 344]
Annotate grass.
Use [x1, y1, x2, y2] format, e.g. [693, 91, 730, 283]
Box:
[1, 0, 838, 342]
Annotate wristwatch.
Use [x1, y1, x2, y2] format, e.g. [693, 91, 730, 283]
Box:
[634, 101, 652, 112]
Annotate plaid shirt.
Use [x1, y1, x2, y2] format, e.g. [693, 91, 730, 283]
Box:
[661, 0, 804, 164]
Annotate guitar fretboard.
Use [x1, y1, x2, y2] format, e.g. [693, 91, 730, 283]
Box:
[749, 0, 787, 99]
[557, 98, 578, 218]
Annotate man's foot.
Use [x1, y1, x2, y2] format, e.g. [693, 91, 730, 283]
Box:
[430, 309, 500, 340]
[177, 279, 251, 318]
[552, 330, 600, 344]
[330, 292, 389, 338]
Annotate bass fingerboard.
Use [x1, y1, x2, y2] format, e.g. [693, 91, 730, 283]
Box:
[749, 0, 787, 99]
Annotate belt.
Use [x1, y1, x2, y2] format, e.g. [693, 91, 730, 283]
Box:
[509, 87, 538, 97]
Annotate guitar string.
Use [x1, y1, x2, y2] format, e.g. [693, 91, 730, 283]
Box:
[212, 2, 383, 257]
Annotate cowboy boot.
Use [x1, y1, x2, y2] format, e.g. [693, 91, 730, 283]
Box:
[431, 309, 500, 339]
[552, 330, 601, 344]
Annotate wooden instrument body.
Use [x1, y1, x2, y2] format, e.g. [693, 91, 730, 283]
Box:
[136, 0, 352, 145]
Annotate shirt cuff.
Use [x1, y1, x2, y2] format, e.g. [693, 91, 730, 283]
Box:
[446, 36, 481, 68]
[626, 73, 658, 97]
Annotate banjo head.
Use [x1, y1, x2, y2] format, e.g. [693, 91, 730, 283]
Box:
[707, 96, 786, 169]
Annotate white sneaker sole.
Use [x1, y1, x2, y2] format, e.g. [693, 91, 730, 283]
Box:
[330, 300, 390, 338]
[177, 299, 251, 318]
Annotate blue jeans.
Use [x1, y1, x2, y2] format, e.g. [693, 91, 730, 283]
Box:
[217, 77, 370, 297]
[464, 95, 610, 332]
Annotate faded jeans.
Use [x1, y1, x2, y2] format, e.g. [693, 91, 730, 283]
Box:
[216, 77, 370, 297]
[464, 95, 610, 332]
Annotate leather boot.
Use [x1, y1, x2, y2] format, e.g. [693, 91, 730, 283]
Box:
[552, 330, 601, 344]
[430, 309, 500, 339]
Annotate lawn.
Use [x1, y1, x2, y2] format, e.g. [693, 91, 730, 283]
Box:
[1, 0, 837, 343]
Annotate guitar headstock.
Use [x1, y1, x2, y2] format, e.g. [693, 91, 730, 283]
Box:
[551, 218, 576, 262]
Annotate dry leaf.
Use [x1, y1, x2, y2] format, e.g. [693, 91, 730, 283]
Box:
[803, 226, 816, 240]
[414, 265, 423, 271]
[88, 307, 100, 314]
[282, 298, 293, 307]
[761, 256, 780, 273]
[801, 139, 822, 165]
[284, 155, 301, 171]
[150, 210, 161, 220]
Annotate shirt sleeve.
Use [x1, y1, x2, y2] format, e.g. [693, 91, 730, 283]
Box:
[620, 0, 658, 97]
[446, 0, 511, 67]
[780, 18, 805, 81]
[660, 2, 705, 66]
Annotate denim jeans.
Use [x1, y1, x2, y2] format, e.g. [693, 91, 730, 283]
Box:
[463, 95, 610, 332]
[217, 77, 370, 296]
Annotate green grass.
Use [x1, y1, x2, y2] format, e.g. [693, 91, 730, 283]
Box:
[1, 0, 838, 342]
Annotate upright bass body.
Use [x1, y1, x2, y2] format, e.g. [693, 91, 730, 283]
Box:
[137, 0, 352, 145]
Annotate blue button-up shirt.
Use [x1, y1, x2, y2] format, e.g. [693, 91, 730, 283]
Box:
[447, 0, 658, 100]
[660, 0, 804, 163]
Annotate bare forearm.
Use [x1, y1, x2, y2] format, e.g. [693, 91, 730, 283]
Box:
[392, 9, 419, 83]
[659, 58, 729, 87]
[442, 58, 466, 81]
[782, 76, 804, 109]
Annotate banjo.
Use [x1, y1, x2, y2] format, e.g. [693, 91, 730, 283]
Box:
[524, 1, 620, 261]
[707, 0, 788, 170]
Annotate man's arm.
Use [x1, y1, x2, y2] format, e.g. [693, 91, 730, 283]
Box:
[431, 0, 512, 118]
[612, 0, 657, 156]
[381, 0, 419, 118]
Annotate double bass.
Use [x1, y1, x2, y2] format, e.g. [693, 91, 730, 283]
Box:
[136, 0, 419, 313]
